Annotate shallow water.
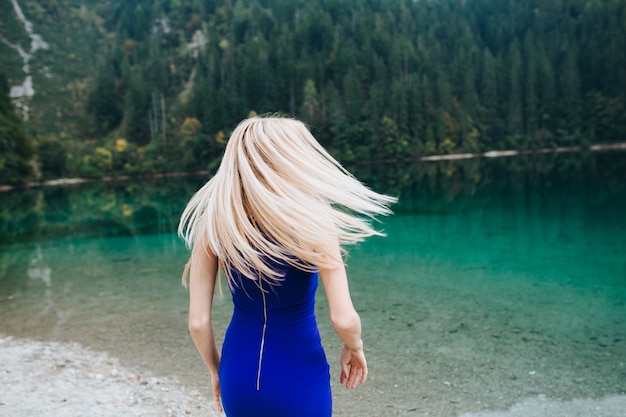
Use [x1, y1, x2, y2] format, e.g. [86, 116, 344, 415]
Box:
[1, 152, 625, 416]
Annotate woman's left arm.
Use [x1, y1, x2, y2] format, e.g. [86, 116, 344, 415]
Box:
[187, 242, 222, 412]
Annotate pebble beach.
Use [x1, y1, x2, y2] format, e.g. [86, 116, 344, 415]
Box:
[2, 334, 625, 417]
[0, 335, 217, 417]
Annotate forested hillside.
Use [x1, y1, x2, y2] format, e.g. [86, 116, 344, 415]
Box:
[1, 0, 625, 183]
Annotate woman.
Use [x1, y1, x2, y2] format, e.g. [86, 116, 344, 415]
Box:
[179, 116, 395, 416]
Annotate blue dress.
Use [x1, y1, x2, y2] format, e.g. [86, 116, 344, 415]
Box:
[218, 261, 332, 417]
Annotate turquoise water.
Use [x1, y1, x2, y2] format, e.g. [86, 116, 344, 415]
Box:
[1, 152, 625, 416]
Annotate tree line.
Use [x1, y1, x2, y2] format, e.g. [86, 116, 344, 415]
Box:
[2, 0, 625, 183]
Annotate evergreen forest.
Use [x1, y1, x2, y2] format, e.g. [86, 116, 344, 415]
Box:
[1, 0, 625, 184]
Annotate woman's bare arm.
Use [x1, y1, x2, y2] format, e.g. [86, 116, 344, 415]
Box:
[318, 239, 367, 389]
[187, 242, 222, 411]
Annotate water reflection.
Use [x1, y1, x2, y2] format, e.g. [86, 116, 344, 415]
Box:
[1, 152, 624, 247]
[24, 244, 74, 336]
[368, 152, 626, 217]
[27, 245, 51, 287]
[0, 177, 206, 247]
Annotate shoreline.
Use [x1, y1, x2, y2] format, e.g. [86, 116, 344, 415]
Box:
[0, 334, 219, 417]
[2, 334, 625, 417]
[356, 141, 626, 164]
[0, 169, 210, 192]
[1, 142, 625, 192]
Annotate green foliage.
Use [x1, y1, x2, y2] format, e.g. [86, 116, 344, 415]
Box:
[0, 74, 34, 184]
[37, 136, 67, 179]
[121, 69, 152, 146]
[85, 62, 124, 135]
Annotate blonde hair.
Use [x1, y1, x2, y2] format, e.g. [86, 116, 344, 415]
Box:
[178, 116, 396, 286]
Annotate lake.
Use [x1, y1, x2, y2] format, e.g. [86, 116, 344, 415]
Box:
[1, 151, 625, 416]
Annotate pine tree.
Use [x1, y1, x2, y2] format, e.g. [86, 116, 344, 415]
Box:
[480, 48, 498, 122]
[506, 41, 523, 136]
[122, 70, 152, 145]
[86, 62, 123, 135]
[523, 34, 539, 137]
[559, 48, 582, 136]
[0, 74, 34, 184]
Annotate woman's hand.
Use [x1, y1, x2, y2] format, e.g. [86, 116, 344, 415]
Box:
[211, 372, 223, 412]
[339, 344, 368, 389]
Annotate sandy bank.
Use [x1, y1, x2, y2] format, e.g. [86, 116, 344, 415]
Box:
[458, 395, 626, 417]
[0, 335, 219, 417]
[2, 334, 625, 417]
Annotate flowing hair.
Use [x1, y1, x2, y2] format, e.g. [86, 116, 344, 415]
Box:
[178, 116, 396, 286]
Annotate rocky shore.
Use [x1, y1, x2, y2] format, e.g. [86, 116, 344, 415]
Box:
[0, 335, 220, 417]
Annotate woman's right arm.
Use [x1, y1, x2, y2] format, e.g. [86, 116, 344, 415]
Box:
[318, 240, 368, 389]
[187, 240, 223, 412]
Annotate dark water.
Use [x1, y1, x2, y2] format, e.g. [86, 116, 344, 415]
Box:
[1, 152, 625, 416]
